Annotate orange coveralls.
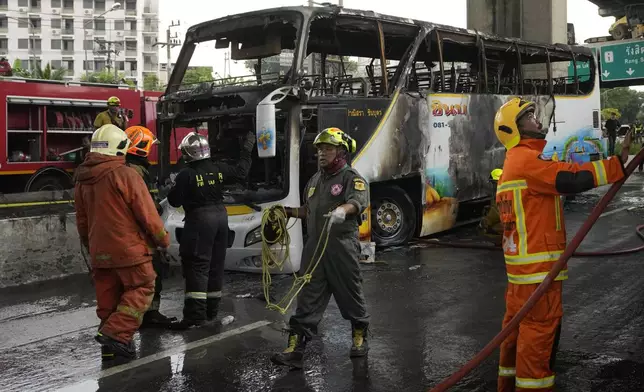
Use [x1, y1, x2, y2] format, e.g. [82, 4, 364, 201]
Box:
[75, 152, 170, 344]
[496, 139, 625, 391]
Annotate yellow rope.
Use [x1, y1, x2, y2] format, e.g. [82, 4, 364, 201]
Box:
[261, 205, 332, 314]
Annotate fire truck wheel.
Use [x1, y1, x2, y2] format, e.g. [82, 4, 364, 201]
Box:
[370, 185, 416, 247]
[27, 174, 71, 192]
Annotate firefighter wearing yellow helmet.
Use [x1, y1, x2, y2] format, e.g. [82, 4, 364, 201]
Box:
[271, 127, 370, 369]
[94, 96, 128, 130]
[479, 168, 503, 245]
[493, 97, 630, 391]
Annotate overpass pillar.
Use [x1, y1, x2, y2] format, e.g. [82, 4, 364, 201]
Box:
[466, 0, 567, 44]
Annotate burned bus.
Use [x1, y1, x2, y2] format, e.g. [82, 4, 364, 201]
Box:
[157, 6, 600, 273]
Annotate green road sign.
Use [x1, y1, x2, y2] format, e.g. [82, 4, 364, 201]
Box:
[599, 41, 644, 82]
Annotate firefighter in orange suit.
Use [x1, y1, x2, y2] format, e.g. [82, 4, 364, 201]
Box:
[494, 98, 631, 392]
[75, 124, 170, 361]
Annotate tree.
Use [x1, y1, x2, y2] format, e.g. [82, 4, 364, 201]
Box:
[182, 67, 214, 85]
[601, 87, 644, 124]
[11, 61, 66, 80]
[143, 73, 163, 91]
[81, 69, 135, 86]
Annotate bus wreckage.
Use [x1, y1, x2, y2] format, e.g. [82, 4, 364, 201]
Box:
[156, 6, 601, 273]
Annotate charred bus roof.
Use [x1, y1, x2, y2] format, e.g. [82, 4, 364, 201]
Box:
[182, 5, 594, 60]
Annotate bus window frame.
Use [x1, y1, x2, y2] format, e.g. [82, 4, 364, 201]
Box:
[514, 42, 523, 95]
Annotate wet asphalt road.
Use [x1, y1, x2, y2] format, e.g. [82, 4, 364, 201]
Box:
[3, 175, 644, 391]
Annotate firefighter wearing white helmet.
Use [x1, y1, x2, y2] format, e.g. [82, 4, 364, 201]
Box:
[94, 96, 128, 130]
[74, 123, 170, 361]
[166, 130, 256, 330]
[271, 127, 370, 369]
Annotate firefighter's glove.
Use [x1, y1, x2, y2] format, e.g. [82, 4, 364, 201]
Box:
[329, 207, 346, 225]
[243, 131, 256, 152]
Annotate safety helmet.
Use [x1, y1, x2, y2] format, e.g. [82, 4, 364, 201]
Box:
[490, 168, 503, 182]
[107, 96, 121, 107]
[90, 124, 130, 157]
[125, 126, 159, 158]
[178, 132, 210, 162]
[494, 97, 537, 150]
[313, 127, 357, 154]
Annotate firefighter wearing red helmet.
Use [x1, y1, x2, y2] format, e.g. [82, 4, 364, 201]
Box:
[124, 125, 177, 328]
[94, 96, 127, 130]
[494, 98, 630, 391]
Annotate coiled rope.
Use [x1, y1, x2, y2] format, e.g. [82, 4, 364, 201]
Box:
[261, 205, 332, 314]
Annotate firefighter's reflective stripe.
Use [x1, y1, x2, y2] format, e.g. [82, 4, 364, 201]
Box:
[507, 270, 568, 285]
[515, 375, 555, 389]
[116, 305, 144, 321]
[207, 291, 222, 298]
[554, 195, 562, 231]
[505, 251, 563, 265]
[498, 366, 516, 377]
[592, 160, 608, 186]
[496, 180, 528, 194]
[186, 292, 207, 300]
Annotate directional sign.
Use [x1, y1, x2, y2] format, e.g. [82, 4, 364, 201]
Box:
[599, 41, 644, 82]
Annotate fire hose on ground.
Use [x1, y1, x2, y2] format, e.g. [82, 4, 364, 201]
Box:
[428, 148, 644, 392]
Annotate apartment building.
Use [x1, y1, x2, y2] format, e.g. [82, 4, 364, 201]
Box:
[0, 0, 160, 87]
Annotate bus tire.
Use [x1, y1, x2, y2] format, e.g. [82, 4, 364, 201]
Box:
[27, 173, 72, 192]
[370, 185, 416, 247]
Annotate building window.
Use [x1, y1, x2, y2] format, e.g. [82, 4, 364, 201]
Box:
[51, 60, 62, 69]
[18, 39, 28, 49]
[62, 39, 74, 52]
[127, 20, 136, 33]
[0, 0, 7, 8]
[51, 19, 61, 29]
[83, 60, 93, 70]
[0, 38, 8, 51]
[129, 61, 137, 71]
[51, 0, 61, 7]
[83, 0, 92, 8]
[51, 39, 61, 50]
[116, 60, 124, 71]
[0, 17, 7, 29]
[94, 0, 105, 11]
[18, 18, 28, 28]
[18, 0, 28, 7]
[29, 18, 41, 29]
[30, 0, 41, 8]
[94, 19, 105, 31]
[94, 60, 105, 71]
[31, 38, 42, 50]
[125, 0, 136, 11]
[62, 0, 73, 9]
[66, 60, 74, 72]
[83, 40, 93, 50]
[114, 20, 124, 30]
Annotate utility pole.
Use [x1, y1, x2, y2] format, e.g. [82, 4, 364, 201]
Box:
[154, 21, 181, 83]
[94, 38, 122, 81]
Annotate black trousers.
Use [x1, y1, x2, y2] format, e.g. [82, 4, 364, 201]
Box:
[179, 205, 228, 321]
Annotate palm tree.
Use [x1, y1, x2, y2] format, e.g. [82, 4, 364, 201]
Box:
[12, 61, 66, 80]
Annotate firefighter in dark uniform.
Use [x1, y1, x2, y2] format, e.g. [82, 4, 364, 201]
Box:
[166, 131, 255, 329]
[94, 96, 128, 130]
[124, 125, 177, 327]
[271, 127, 370, 369]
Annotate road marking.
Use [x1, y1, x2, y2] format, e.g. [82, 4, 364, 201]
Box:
[98, 320, 272, 379]
[600, 206, 634, 218]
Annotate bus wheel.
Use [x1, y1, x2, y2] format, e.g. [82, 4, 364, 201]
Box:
[371, 185, 416, 247]
[27, 174, 71, 192]
[611, 24, 629, 40]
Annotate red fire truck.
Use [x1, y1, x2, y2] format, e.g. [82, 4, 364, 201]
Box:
[0, 77, 187, 193]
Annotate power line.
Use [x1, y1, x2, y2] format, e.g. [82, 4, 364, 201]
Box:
[153, 20, 181, 81]
[0, 8, 162, 21]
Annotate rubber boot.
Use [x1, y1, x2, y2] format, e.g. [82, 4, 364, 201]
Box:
[95, 332, 136, 360]
[271, 332, 307, 369]
[167, 318, 206, 330]
[350, 326, 369, 357]
[140, 310, 177, 328]
[207, 298, 221, 321]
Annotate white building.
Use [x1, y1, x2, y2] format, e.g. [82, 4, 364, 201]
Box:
[0, 0, 160, 87]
